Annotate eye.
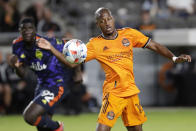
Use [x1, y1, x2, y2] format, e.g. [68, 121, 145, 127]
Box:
[100, 20, 104, 23]
[27, 26, 33, 29]
[21, 28, 26, 31]
[108, 17, 112, 21]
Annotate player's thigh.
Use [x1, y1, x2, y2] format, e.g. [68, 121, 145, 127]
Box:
[98, 93, 127, 127]
[121, 94, 147, 127]
[24, 85, 65, 118]
[34, 85, 65, 114]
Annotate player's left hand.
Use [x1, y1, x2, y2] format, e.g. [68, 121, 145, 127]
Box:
[175, 54, 191, 63]
[37, 38, 52, 50]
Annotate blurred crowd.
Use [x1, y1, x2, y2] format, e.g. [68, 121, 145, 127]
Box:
[1, 0, 196, 35]
[0, 52, 35, 114]
[159, 59, 196, 106]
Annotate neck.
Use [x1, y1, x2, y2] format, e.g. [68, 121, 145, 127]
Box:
[102, 30, 118, 40]
[24, 39, 36, 49]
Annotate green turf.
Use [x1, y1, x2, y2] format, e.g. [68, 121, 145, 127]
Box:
[0, 108, 196, 131]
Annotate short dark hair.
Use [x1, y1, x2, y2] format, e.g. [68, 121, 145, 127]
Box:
[19, 17, 35, 27]
[95, 7, 112, 21]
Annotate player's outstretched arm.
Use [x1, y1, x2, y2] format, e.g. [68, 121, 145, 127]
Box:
[37, 38, 78, 68]
[146, 40, 191, 63]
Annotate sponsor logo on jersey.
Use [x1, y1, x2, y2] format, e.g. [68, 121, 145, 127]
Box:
[122, 38, 130, 47]
[30, 62, 47, 71]
[106, 51, 131, 62]
[107, 111, 115, 120]
[35, 49, 43, 60]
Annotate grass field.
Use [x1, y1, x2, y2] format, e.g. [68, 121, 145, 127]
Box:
[0, 108, 196, 131]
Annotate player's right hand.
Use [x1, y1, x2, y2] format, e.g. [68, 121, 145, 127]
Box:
[37, 38, 52, 50]
[9, 55, 22, 68]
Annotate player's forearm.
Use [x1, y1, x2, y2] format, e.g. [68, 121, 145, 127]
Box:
[50, 46, 78, 68]
[14, 66, 26, 78]
[146, 40, 175, 61]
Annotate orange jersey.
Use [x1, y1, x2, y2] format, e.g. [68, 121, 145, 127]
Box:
[85, 28, 150, 97]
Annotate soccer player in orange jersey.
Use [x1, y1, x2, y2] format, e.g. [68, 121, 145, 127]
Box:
[37, 7, 191, 131]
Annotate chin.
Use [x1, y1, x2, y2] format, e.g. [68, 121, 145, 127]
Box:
[106, 30, 114, 36]
[23, 38, 32, 43]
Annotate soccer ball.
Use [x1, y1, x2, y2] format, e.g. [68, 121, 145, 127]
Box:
[63, 39, 87, 64]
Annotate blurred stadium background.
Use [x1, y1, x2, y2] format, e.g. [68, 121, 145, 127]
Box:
[0, 0, 196, 130]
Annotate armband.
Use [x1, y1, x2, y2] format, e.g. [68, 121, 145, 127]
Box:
[172, 56, 178, 63]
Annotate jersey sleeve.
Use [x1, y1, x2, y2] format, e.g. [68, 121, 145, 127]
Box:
[131, 29, 151, 48]
[49, 37, 65, 52]
[85, 40, 96, 62]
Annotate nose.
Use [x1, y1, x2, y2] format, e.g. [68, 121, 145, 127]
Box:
[104, 22, 110, 29]
[105, 20, 109, 25]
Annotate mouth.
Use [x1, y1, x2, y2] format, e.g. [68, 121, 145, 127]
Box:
[24, 33, 32, 37]
[23, 33, 32, 39]
[105, 26, 112, 32]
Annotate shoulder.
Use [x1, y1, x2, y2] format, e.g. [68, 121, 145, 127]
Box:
[117, 27, 138, 33]
[88, 35, 102, 44]
[118, 27, 144, 37]
[45, 36, 64, 45]
[12, 36, 23, 45]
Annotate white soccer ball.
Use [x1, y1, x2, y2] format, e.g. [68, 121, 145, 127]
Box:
[63, 39, 87, 64]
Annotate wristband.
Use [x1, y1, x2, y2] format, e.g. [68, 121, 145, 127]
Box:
[172, 56, 178, 62]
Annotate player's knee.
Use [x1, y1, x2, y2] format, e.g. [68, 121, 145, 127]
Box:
[23, 110, 36, 125]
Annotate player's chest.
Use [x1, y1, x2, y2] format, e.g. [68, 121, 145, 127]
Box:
[96, 38, 133, 55]
[22, 48, 51, 70]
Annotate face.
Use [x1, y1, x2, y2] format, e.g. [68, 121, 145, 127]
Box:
[96, 10, 115, 36]
[20, 23, 36, 43]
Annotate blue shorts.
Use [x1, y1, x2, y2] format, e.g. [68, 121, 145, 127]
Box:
[33, 84, 69, 114]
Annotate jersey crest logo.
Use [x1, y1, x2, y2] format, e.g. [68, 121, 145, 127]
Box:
[103, 46, 109, 51]
[107, 111, 115, 120]
[122, 38, 130, 47]
[35, 49, 43, 60]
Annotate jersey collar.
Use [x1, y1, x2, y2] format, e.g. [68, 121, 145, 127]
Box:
[101, 30, 118, 40]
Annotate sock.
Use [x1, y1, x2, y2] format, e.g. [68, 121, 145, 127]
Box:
[34, 116, 59, 130]
[36, 126, 52, 131]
